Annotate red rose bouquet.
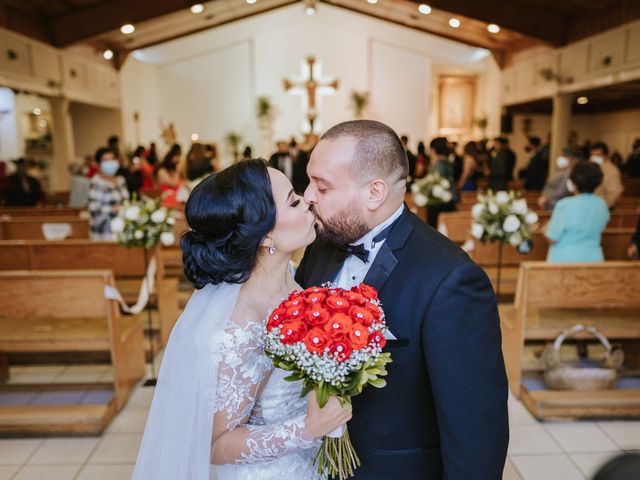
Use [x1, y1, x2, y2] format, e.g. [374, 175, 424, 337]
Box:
[262, 283, 392, 479]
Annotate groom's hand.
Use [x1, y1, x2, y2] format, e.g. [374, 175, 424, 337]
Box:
[304, 394, 352, 440]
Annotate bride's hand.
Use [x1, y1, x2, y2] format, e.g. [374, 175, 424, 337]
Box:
[304, 393, 352, 440]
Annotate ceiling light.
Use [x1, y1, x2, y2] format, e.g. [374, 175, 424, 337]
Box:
[304, 0, 316, 15]
[487, 23, 500, 34]
[577, 96, 589, 105]
[103, 49, 114, 60]
[190, 133, 200, 141]
[32, 108, 42, 115]
[120, 24, 135, 35]
[448, 18, 460, 28]
[367, 0, 378, 3]
[246, 0, 257, 3]
[306, 7, 315, 15]
[418, 4, 431, 14]
[190, 3, 204, 14]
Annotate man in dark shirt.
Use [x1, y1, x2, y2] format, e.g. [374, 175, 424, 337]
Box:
[4, 158, 44, 206]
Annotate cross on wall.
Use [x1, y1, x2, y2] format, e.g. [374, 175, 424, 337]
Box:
[283, 56, 339, 134]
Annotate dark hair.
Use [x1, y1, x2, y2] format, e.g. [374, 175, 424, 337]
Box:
[133, 146, 145, 158]
[181, 159, 276, 289]
[593, 453, 640, 480]
[463, 141, 479, 157]
[320, 120, 408, 179]
[417, 141, 426, 155]
[591, 141, 609, 155]
[107, 135, 119, 145]
[429, 137, 450, 156]
[94, 147, 114, 164]
[528, 136, 541, 147]
[159, 143, 181, 172]
[570, 161, 603, 193]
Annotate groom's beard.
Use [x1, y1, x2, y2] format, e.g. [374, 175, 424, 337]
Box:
[312, 203, 369, 245]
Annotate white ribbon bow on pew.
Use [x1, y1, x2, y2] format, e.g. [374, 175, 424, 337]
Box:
[103, 257, 157, 315]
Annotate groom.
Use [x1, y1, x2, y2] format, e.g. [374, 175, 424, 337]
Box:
[296, 120, 509, 479]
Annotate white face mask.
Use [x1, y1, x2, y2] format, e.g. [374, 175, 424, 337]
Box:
[100, 159, 120, 176]
[590, 155, 605, 166]
[566, 179, 576, 193]
[556, 156, 569, 169]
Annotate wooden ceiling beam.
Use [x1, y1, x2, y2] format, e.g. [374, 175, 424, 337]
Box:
[49, 0, 193, 47]
[410, 0, 568, 45]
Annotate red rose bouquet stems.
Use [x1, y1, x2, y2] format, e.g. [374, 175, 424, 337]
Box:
[262, 283, 392, 479]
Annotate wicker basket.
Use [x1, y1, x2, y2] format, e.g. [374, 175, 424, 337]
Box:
[541, 324, 624, 391]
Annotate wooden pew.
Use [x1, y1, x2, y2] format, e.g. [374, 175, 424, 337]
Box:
[0, 270, 145, 434]
[622, 177, 640, 197]
[0, 240, 179, 346]
[470, 229, 635, 296]
[0, 207, 86, 218]
[499, 261, 640, 420]
[0, 216, 90, 240]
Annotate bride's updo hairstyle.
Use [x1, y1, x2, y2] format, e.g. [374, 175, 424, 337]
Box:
[181, 159, 277, 289]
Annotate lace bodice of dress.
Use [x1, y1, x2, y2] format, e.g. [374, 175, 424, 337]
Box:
[211, 318, 321, 479]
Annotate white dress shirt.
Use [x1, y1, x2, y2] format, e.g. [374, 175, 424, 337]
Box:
[334, 204, 405, 289]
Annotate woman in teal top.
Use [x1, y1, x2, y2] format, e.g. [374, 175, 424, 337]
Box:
[546, 161, 610, 262]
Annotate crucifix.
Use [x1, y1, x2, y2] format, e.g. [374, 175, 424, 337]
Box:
[283, 56, 339, 135]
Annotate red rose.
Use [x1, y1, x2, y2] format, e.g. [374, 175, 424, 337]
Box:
[285, 297, 304, 310]
[348, 306, 374, 326]
[365, 301, 382, 318]
[326, 295, 350, 312]
[266, 307, 286, 331]
[369, 329, 387, 349]
[349, 323, 369, 350]
[331, 340, 353, 362]
[279, 319, 308, 344]
[305, 291, 327, 305]
[344, 290, 366, 305]
[307, 305, 330, 327]
[357, 284, 378, 300]
[303, 286, 328, 295]
[303, 328, 333, 355]
[288, 290, 302, 300]
[286, 305, 307, 321]
[324, 313, 353, 337]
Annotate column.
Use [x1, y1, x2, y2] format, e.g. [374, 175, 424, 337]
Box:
[549, 93, 572, 175]
[49, 97, 76, 193]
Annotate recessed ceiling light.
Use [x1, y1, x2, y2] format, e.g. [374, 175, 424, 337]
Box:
[190, 3, 204, 14]
[103, 49, 114, 60]
[418, 4, 431, 15]
[306, 6, 316, 15]
[367, 0, 378, 4]
[577, 96, 589, 105]
[120, 24, 135, 35]
[449, 18, 460, 28]
[190, 133, 200, 141]
[487, 23, 500, 34]
[32, 108, 42, 115]
[246, 0, 257, 4]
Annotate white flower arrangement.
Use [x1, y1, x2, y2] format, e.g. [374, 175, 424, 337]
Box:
[111, 196, 177, 249]
[470, 190, 538, 249]
[410, 172, 453, 207]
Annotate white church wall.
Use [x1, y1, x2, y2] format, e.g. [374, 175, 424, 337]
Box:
[0, 88, 19, 161]
[121, 3, 494, 165]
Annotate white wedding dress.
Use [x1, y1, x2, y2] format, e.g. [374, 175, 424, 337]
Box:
[133, 283, 322, 480]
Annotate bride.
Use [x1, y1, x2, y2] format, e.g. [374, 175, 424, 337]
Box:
[133, 159, 351, 479]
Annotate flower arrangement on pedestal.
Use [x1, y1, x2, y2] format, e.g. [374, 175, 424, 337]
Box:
[110, 196, 177, 249]
[410, 172, 453, 207]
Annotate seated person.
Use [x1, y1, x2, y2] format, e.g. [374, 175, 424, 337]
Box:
[629, 215, 640, 260]
[4, 158, 44, 206]
[545, 162, 609, 263]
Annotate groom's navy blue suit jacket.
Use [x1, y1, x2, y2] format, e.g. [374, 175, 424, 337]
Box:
[296, 206, 509, 480]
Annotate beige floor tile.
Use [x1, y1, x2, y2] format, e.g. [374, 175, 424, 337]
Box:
[511, 454, 585, 480]
[28, 438, 100, 465]
[508, 401, 537, 426]
[570, 451, 623, 478]
[0, 439, 42, 465]
[544, 422, 620, 453]
[503, 458, 523, 480]
[508, 424, 562, 455]
[13, 465, 81, 480]
[88, 434, 142, 464]
[126, 387, 154, 409]
[75, 464, 135, 480]
[597, 421, 640, 450]
[0, 466, 19, 480]
[107, 408, 149, 434]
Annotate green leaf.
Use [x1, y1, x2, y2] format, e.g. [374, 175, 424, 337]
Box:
[316, 383, 329, 408]
[369, 378, 387, 388]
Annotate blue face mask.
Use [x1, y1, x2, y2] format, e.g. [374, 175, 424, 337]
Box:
[100, 159, 120, 176]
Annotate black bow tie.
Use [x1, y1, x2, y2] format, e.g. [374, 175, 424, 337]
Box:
[337, 216, 400, 264]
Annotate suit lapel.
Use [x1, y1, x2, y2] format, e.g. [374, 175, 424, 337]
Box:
[310, 247, 346, 286]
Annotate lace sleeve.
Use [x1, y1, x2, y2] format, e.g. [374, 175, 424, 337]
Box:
[211, 320, 315, 465]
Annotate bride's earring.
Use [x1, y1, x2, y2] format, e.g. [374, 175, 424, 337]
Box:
[268, 239, 276, 255]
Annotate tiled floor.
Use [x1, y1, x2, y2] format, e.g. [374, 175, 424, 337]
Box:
[2, 365, 639, 479]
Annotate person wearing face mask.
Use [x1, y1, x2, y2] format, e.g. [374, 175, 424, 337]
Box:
[88, 147, 129, 240]
[537, 154, 573, 210]
[591, 142, 624, 208]
[545, 162, 609, 262]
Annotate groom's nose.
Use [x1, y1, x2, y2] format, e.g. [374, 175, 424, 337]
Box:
[303, 184, 316, 205]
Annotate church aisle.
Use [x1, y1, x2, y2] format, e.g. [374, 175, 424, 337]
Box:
[1, 363, 639, 479]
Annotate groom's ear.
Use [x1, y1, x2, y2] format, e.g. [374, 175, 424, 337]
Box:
[367, 179, 389, 210]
